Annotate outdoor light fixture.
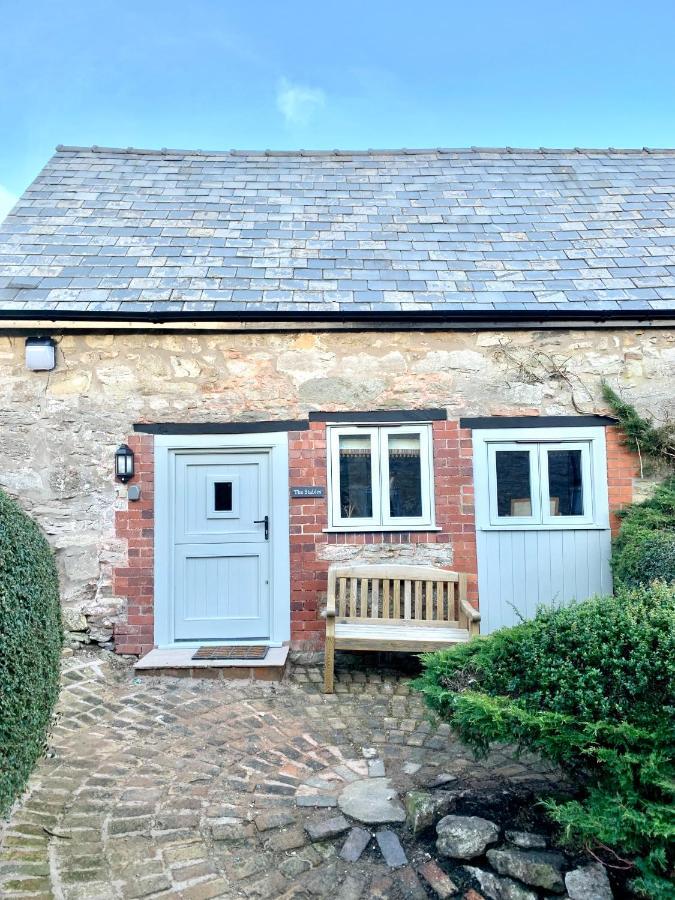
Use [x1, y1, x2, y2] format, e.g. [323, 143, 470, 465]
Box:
[25, 337, 56, 371]
[114, 444, 135, 483]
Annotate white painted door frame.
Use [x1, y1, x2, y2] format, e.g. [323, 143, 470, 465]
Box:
[154, 432, 291, 648]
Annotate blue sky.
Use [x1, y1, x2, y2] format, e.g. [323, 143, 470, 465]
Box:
[2, 1, 675, 218]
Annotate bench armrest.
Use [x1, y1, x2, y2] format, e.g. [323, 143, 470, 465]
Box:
[460, 597, 481, 623]
[326, 568, 337, 617]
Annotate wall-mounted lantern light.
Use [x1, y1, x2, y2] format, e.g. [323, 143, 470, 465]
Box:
[114, 444, 135, 483]
[25, 337, 56, 371]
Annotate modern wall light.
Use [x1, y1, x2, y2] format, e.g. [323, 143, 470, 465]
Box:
[25, 337, 56, 371]
[114, 444, 135, 483]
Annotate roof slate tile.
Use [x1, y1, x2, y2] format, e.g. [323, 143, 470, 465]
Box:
[0, 146, 674, 319]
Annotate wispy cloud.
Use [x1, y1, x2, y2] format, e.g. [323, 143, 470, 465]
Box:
[0, 186, 18, 223]
[276, 78, 326, 126]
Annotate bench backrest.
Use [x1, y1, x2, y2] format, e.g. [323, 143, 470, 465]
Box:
[328, 564, 467, 626]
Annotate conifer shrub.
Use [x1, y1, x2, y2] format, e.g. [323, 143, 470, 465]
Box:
[611, 477, 675, 587]
[413, 584, 675, 898]
[0, 489, 62, 816]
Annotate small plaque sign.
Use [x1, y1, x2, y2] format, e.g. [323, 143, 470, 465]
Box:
[291, 486, 325, 499]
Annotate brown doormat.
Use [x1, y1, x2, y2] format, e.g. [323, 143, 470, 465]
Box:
[192, 645, 269, 661]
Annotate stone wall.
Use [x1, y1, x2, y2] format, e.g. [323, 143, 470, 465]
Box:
[0, 327, 670, 647]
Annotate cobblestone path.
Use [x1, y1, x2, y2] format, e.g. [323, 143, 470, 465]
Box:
[0, 651, 557, 899]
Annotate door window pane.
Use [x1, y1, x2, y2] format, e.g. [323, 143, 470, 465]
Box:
[214, 481, 233, 512]
[547, 449, 584, 516]
[495, 450, 532, 517]
[388, 433, 422, 517]
[339, 435, 373, 518]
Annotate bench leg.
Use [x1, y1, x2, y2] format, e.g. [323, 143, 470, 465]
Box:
[323, 634, 335, 693]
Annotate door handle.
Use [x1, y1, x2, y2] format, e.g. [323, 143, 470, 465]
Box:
[254, 515, 269, 540]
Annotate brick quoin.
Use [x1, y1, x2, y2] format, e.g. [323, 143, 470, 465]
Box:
[112, 422, 639, 656]
[605, 425, 640, 536]
[113, 433, 155, 656]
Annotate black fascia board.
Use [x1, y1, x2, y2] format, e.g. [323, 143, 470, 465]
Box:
[0, 307, 674, 325]
[309, 409, 447, 423]
[460, 415, 618, 429]
[133, 420, 309, 435]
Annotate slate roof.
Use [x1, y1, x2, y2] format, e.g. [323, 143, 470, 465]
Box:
[1, 145, 674, 321]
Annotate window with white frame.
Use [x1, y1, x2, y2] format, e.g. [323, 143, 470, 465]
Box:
[474, 427, 610, 530]
[327, 424, 435, 529]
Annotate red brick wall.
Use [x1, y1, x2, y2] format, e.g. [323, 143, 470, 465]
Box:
[113, 433, 155, 656]
[605, 425, 640, 535]
[287, 420, 478, 651]
[111, 423, 638, 656]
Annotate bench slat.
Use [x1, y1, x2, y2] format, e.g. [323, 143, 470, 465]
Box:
[360, 578, 368, 618]
[372, 578, 379, 619]
[393, 580, 401, 619]
[338, 578, 347, 617]
[404, 580, 412, 619]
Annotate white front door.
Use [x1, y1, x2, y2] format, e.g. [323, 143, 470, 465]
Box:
[173, 451, 271, 641]
[153, 432, 290, 648]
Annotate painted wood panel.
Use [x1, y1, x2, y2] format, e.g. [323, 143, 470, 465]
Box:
[172, 450, 271, 641]
[477, 527, 612, 633]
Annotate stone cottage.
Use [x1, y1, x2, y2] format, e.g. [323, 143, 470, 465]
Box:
[0, 146, 673, 666]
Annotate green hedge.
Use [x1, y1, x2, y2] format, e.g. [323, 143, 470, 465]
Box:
[612, 477, 675, 587]
[0, 489, 63, 816]
[413, 584, 675, 899]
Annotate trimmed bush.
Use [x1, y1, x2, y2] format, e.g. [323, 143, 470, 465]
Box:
[612, 477, 675, 587]
[0, 489, 62, 816]
[413, 584, 675, 898]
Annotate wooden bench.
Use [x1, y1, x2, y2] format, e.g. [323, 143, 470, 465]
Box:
[323, 563, 480, 693]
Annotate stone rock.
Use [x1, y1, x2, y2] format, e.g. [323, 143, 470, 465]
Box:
[336, 874, 367, 900]
[565, 863, 613, 900]
[69, 632, 91, 645]
[487, 848, 566, 893]
[338, 777, 406, 824]
[464, 866, 537, 900]
[280, 857, 311, 878]
[254, 810, 295, 831]
[264, 827, 306, 852]
[397, 866, 427, 899]
[211, 820, 248, 841]
[504, 831, 547, 850]
[425, 772, 459, 789]
[405, 790, 458, 835]
[375, 830, 407, 868]
[289, 649, 324, 666]
[62, 608, 87, 632]
[339, 826, 371, 862]
[417, 860, 458, 898]
[296, 793, 338, 808]
[305, 814, 350, 842]
[436, 815, 500, 860]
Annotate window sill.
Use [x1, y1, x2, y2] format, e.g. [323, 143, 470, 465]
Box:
[323, 525, 442, 534]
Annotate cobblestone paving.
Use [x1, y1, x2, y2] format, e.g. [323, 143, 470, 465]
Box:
[0, 651, 558, 900]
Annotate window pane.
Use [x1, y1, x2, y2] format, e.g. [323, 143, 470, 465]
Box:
[388, 433, 422, 518]
[495, 450, 532, 517]
[214, 481, 233, 512]
[548, 449, 584, 516]
[339, 435, 373, 518]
